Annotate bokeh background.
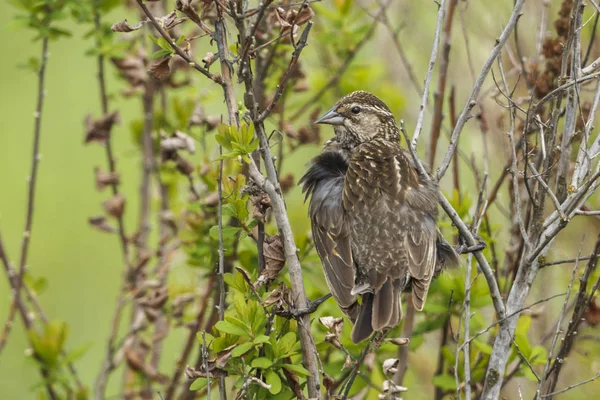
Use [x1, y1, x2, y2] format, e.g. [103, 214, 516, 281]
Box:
[1, 1, 599, 399]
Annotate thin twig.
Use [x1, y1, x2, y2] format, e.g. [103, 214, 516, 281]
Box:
[436, 0, 527, 181]
[289, 2, 390, 122]
[135, 0, 223, 84]
[427, 0, 458, 167]
[400, 121, 505, 319]
[410, 0, 446, 149]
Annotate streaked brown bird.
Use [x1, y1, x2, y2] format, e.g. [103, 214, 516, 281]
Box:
[299, 91, 459, 343]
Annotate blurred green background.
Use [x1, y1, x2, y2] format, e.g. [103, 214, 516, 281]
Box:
[1, 1, 600, 399]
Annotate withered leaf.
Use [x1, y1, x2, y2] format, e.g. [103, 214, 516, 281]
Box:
[385, 337, 410, 346]
[103, 194, 125, 218]
[158, 10, 187, 31]
[382, 358, 400, 375]
[319, 316, 344, 338]
[202, 51, 215, 66]
[253, 234, 284, 288]
[176, 156, 194, 175]
[294, 5, 315, 26]
[148, 56, 172, 81]
[112, 56, 147, 87]
[214, 344, 235, 368]
[111, 19, 147, 33]
[188, 103, 206, 126]
[584, 297, 600, 327]
[94, 167, 120, 191]
[88, 215, 115, 233]
[85, 111, 120, 144]
[161, 130, 196, 154]
[382, 379, 408, 395]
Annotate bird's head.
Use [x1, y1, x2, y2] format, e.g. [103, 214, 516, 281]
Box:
[315, 91, 400, 147]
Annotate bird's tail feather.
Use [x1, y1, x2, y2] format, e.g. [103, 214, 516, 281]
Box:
[351, 281, 403, 343]
[351, 293, 374, 343]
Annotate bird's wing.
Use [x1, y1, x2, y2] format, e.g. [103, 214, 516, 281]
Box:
[405, 224, 437, 310]
[299, 151, 358, 319]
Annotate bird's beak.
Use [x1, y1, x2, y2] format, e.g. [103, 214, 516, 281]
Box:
[315, 107, 345, 125]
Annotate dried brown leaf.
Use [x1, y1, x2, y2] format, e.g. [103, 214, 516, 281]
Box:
[112, 55, 147, 87]
[148, 56, 172, 81]
[382, 358, 400, 375]
[85, 111, 120, 144]
[293, 5, 314, 26]
[88, 215, 115, 233]
[103, 194, 125, 218]
[94, 167, 120, 191]
[385, 337, 410, 346]
[161, 130, 196, 154]
[111, 19, 147, 32]
[176, 156, 194, 176]
[319, 316, 344, 337]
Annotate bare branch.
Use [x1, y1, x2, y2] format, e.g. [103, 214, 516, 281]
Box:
[410, 0, 446, 148]
[436, 0, 526, 181]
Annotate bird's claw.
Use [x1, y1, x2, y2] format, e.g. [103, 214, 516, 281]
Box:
[456, 233, 487, 254]
[292, 293, 332, 318]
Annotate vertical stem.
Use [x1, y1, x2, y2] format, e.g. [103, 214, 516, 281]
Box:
[13, 36, 49, 336]
[428, 0, 458, 167]
[213, 5, 238, 399]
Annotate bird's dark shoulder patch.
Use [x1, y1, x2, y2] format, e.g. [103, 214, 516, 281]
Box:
[299, 151, 349, 201]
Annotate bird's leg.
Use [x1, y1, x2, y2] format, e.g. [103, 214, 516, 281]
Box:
[456, 232, 487, 254]
[292, 293, 333, 318]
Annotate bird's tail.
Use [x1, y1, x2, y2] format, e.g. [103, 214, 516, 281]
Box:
[351, 280, 402, 343]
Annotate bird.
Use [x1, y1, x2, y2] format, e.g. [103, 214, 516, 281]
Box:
[299, 91, 459, 343]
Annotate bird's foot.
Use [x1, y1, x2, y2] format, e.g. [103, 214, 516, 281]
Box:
[456, 233, 487, 254]
[292, 293, 332, 318]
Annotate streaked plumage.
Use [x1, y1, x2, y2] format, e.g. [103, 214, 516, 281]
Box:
[300, 91, 459, 343]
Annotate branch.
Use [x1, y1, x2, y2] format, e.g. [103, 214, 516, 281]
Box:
[427, 0, 458, 166]
[135, 0, 223, 84]
[258, 22, 312, 122]
[212, 3, 238, 399]
[400, 121, 505, 319]
[436, 0, 526, 181]
[411, 0, 446, 149]
[289, 1, 390, 122]
[247, 156, 321, 398]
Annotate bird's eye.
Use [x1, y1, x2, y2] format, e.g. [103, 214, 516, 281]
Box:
[351, 106, 361, 114]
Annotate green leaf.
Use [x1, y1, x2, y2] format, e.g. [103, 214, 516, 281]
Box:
[266, 370, 282, 394]
[231, 341, 254, 357]
[530, 346, 548, 365]
[151, 49, 172, 59]
[209, 225, 240, 240]
[472, 340, 493, 355]
[190, 378, 208, 391]
[280, 363, 311, 377]
[251, 357, 273, 369]
[247, 219, 260, 229]
[254, 335, 270, 344]
[215, 320, 246, 336]
[62, 343, 92, 365]
[432, 374, 456, 391]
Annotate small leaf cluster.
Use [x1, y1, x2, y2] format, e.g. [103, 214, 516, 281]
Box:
[216, 123, 259, 163]
[192, 271, 310, 399]
[27, 322, 90, 399]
